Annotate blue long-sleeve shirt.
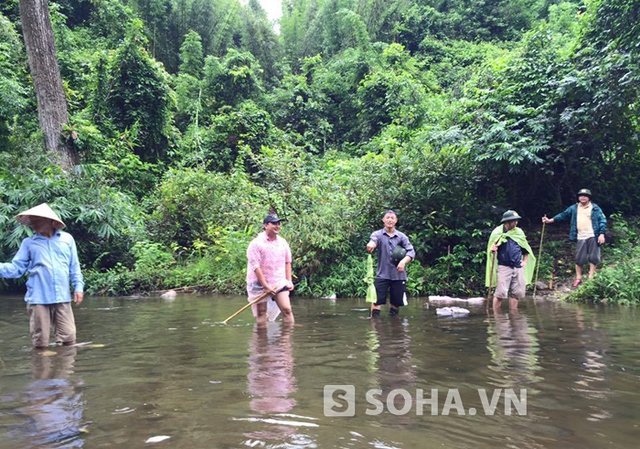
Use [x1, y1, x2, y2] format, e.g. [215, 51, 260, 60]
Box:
[552, 203, 607, 242]
[0, 231, 84, 305]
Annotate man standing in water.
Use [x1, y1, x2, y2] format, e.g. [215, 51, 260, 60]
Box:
[366, 210, 415, 317]
[542, 188, 607, 287]
[0, 203, 84, 348]
[246, 214, 295, 325]
[486, 210, 535, 312]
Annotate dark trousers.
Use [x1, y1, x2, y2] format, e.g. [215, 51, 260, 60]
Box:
[374, 278, 408, 307]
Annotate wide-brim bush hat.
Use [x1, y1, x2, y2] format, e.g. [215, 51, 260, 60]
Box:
[500, 210, 522, 223]
[16, 203, 66, 229]
[576, 188, 592, 199]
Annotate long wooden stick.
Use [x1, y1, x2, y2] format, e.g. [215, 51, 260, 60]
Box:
[223, 286, 279, 324]
[533, 220, 546, 299]
[153, 284, 206, 294]
[486, 249, 497, 311]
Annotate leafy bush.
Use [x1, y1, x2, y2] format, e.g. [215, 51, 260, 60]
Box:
[567, 215, 640, 304]
[148, 167, 269, 251]
[295, 254, 368, 298]
[0, 159, 145, 290]
[567, 259, 640, 305]
[84, 263, 135, 296]
[84, 226, 254, 296]
[183, 101, 275, 171]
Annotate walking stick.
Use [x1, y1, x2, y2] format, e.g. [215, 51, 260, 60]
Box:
[486, 250, 497, 310]
[533, 219, 546, 299]
[223, 285, 282, 324]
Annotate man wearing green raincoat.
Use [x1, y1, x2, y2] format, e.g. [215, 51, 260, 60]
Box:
[485, 210, 535, 312]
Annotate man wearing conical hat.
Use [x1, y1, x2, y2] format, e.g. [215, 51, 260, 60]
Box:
[0, 203, 84, 348]
[486, 210, 535, 312]
[542, 189, 607, 287]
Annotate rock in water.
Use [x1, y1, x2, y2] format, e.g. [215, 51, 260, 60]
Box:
[435, 306, 470, 317]
[429, 295, 485, 305]
[145, 435, 171, 443]
[161, 290, 177, 299]
[534, 281, 548, 291]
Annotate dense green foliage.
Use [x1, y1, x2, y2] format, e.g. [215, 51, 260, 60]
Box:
[1, 0, 639, 302]
[566, 215, 640, 304]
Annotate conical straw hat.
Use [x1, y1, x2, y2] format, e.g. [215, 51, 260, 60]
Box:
[16, 203, 66, 229]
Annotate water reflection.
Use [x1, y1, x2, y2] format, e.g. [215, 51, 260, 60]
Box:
[572, 308, 612, 422]
[487, 309, 541, 387]
[367, 317, 416, 426]
[244, 324, 298, 441]
[6, 347, 85, 448]
[368, 317, 416, 387]
[2, 295, 639, 448]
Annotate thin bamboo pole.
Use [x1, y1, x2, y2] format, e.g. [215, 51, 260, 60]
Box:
[223, 286, 279, 324]
[533, 220, 546, 299]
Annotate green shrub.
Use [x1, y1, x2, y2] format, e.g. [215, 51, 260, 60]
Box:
[0, 164, 145, 272]
[148, 167, 269, 250]
[567, 215, 640, 304]
[84, 263, 135, 296]
[567, 259, 640, 305]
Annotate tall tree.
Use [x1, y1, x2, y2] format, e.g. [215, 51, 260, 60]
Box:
[179, 29, 204, 78]
[105, 20, 172, 162]
[241, 0, 283, 85]
[18, 0, 77, 170]
[281, 0, 325, 65]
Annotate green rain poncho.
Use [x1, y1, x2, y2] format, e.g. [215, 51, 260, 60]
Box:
[364, 254, 377, 303]
[485, 225, 536, 288]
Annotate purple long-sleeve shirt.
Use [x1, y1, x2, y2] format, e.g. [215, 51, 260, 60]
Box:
[369, 228, 415, 281]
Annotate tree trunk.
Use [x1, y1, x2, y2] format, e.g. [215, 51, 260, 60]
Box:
[19, 0, 77, 170]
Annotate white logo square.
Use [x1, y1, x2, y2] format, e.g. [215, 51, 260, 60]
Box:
[323, 385, 356, 417]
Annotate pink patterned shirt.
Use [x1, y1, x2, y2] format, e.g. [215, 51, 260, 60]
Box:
[246, 231, 292, 292]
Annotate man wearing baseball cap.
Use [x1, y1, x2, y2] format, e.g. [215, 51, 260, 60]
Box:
[0, 203, 84, 348]
[246, 213, 295, 324]
[542, 189, 607, 287]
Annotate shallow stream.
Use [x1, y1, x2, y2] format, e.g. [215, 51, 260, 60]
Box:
[1, 294, 638, 448]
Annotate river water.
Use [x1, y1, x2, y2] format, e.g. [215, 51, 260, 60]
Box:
[0, 294, 638, 448]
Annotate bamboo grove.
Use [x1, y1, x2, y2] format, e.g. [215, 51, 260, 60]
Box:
[0, 0, 639, 301]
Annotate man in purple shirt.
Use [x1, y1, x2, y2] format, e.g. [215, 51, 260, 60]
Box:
[0, 203, 84, 348]
[366, 210, 416, 317]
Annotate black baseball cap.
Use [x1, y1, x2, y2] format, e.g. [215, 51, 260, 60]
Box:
[263, 214, 287, 224]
